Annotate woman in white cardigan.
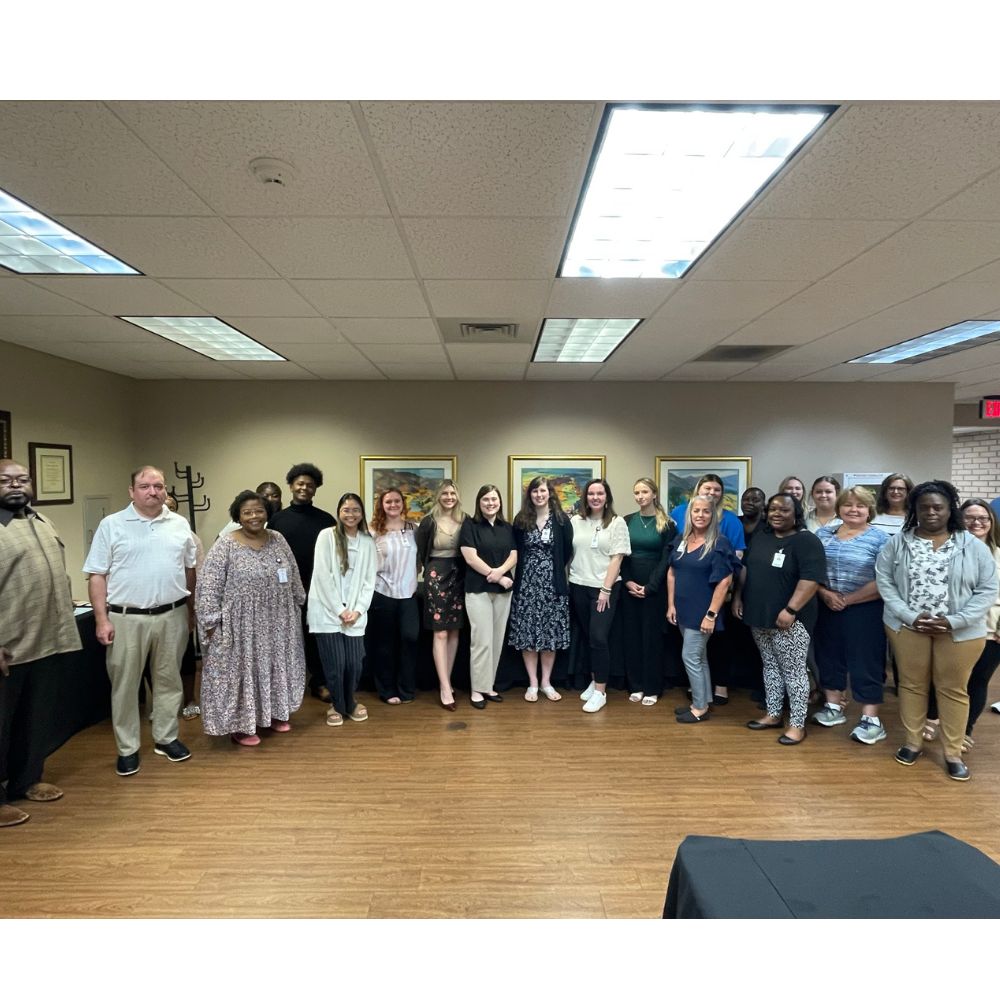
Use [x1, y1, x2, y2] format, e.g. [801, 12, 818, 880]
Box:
[309, 493, 377, 727]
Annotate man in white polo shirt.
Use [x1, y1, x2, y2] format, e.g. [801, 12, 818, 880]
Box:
[84, 465, 197, 776]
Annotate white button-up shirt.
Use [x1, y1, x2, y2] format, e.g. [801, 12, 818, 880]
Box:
[83, 503, 197, 608]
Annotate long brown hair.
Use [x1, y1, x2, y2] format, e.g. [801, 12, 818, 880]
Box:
[370, 487, 405, 535]
[333, 493, 369, 575]
[577, 478, 616, 529]
[514, 475, 566, 530]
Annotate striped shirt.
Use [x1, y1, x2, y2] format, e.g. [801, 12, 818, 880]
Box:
[374, 527, 417, 599]
[816, 524, 889, 594]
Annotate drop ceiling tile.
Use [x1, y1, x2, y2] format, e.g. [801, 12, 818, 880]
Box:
[358, 343, 448, 364]
[0, 315, 143, 342]
[229, 218, 413, 279]
[662, 362, 757, 379]
[592, 365, 663, 381]
[161, 280, 319, 317]
[425, 280, 550, 317]
[0, 101, 213, 215]
[404, 218, 566, 279]
[445, 343, 532, 365]
[663, 280, 807, 323]
[693, 219, 900, 282]
[546, 278, 680, 318]
[0, 278, 99, 316]
[333, 318, 441, 345]
[363, 102, 596, 216]
[299, 362, 386, 380]
[376, 362, 455, 381]
[291, 280, 428, 317]
[526, 362, 601, 380]
[800, 364, 884, 381]
[730, 363, 830, 381]
[137, 360, 252, 380]
[218, 362, 320, 380]
[111, 101, 389, 217]
[863, 342, 1000, 382]
[24, 277, 202, 315]
[278, 342, 370, 365]
[231, 318, 344, 345]
[753, 104, 1000, 221]
[61, 217, 277, 278]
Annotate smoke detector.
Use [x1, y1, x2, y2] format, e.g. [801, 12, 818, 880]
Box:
[249, 157, 297, 187]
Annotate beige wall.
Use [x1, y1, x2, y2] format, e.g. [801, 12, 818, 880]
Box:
[4, 342, 138, 594]
[135, 379, 957, 539]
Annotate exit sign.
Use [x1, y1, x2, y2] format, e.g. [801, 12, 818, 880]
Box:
[981, 397, 1000, 419]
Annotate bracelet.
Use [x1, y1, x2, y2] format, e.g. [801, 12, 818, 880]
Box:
[784, 606, 798, 616]
[600, 587, 611, 595]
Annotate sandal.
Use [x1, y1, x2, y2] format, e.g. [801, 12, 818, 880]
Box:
[628, 692, 643, 703]
[326, 709, 344, 727]
[270, 719, 291, 733]
[231, 732, 260, 746]
[641, 695, 658, 706]
[348, 704, 368, 723]
[923, 719, 939, 742]
[962, 733, 975, 753]
[541, 685, 562, 702]
[525, 687, 539, 702]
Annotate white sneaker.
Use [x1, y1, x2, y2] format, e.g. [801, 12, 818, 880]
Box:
[182, 702, 201, 719]
[580, 681, 596, 701]
[582, 690, 607, 713]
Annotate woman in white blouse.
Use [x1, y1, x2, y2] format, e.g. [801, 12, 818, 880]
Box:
[367, 487, 419, 704]
[309, 493, 377, 727]
[569, 478, 631, 714]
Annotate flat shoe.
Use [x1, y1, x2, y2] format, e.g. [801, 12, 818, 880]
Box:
[712, 694, 729, 706]
[483, 693, 503, 703]
[777, 731, 807, 745]
[470, 696, 487, 709]
[270, 719, 291, 732]
[895, 746, 923, 765]
[326, 709, 344, 727]
[947, 759, 971, 781]
[628, 692, 643, 703]
[24, 782, 64, 803]
[541, 686, 562, 701]
[746, 719, 783, 730]
[0, 804, 30, 827]
[525, 687, 539, 702]
[349, 704, 368, 722]
[231, 733, 261, 746]
[676, 710, 708, 724]
[641, 695, 658, 707]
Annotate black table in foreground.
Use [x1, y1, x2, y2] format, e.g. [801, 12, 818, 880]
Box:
[664, 830, 1000, 918]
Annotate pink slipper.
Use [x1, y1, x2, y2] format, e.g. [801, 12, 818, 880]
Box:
[231, 733, 260, 746]
[270, 719, 291, 733]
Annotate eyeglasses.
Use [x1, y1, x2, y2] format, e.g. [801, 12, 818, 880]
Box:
[0, 475, 31, 486]
[886, 486, 908, 493]
[965, 515, 991, 524]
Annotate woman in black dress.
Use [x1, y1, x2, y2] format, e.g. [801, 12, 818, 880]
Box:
[508, 476, 573, 701]
[415, 480, 466, 711]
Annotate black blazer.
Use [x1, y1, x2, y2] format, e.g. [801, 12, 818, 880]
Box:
[621, 512, 677, 595]
[414, 515, 466, 581]
[511, 513, 574, 599]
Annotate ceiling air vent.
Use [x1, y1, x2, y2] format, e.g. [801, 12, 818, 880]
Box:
[692, 345, 793, 363]
[438, 319, 520, 344]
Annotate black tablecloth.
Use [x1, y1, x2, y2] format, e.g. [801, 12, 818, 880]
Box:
[663, 830, 1000, 918]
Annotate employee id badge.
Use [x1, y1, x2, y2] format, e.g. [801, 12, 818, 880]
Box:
[590, 530, 600, 549]
[771, 550, 785, 568]
[277, 567, 289, 583]
[541, 527, 552, 543]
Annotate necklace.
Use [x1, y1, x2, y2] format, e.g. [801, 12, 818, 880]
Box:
[639, 514, 655, 530]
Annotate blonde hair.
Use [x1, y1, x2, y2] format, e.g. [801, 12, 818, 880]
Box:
[429, 479, 465, 525]
[836, 486, 876, 523]
[633, 477, 673, 533]
[683, 495, 721, 558]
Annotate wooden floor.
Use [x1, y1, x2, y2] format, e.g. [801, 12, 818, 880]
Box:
[4, 684, 1000, 918]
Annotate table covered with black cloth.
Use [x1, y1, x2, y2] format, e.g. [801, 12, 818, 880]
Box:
[663, 830, 1000, 918]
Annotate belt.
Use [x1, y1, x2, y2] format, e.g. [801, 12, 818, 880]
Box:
[107, 597, 187, 616]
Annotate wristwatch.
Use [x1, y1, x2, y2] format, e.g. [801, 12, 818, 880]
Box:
[784, 606, 798, 616]
[705, 610, 717, 620]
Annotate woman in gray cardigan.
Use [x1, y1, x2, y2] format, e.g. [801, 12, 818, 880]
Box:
[875, 480, 998, 781]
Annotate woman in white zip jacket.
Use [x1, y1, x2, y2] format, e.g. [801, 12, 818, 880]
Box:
[309, 493, 377, 728]
[874, 480, 998, 782]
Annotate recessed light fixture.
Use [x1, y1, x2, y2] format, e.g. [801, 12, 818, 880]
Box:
[560, 103, 833, 279]
[119, 316, 286, 362]
[848, 320, 1000, 365]
[532, 318, 642, 363]
[0, 187, 139, 274]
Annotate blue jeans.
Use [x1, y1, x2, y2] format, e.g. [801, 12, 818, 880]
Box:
[681, 628, 712, 710]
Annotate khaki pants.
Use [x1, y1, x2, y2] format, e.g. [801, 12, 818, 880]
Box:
[465, 590, 512, 694]
[106, 606, 188, 755]
[886, 626, 984, 758]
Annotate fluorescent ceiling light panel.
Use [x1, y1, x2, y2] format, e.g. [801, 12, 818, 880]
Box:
[561, 104, 832, 279]
[532, 317, 641, 363]
[0, 187, 139, 274]
[120, 316, 286, 361]
[849, 320, 1000, 365]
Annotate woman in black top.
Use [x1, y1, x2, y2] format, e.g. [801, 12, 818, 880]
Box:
[621, 477, 676, 706]
[733, 493, 826, 745]
[508, 476, 574, 701]
[459, 485, 517, 708]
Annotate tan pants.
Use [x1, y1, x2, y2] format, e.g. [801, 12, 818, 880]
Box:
[886, 626, 984, 758]
[106, 606, 188, 755]
[465, 590, 512, 694]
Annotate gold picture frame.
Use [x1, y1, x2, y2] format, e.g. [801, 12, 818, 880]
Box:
[360, 455, 458, 524]
[507, 455, 606, 516]
[655, 455, 752, 515]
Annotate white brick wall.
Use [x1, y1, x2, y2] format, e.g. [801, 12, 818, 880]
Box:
[953, 430, 1000, 500]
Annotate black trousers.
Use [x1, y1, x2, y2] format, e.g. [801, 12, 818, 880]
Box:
[0, 654, 60, 804]
[366, 592, 419, 702]
[621, 587, 672, 696]
[570, 582, 621, 684]
[316, 632, 365, 717]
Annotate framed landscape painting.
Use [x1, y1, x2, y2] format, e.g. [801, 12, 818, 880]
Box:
[507, 455, 606, 516]
[655, 456, 751, 515]
[360, 456, 457, 524]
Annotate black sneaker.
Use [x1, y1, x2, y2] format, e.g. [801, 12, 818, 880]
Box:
[153, 739, 191, 763]
[116, 752, 140, 776]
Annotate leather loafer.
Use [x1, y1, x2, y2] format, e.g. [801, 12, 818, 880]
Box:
[946, 759, 970, 781]
[483, 693, 503, 703]
[470, 697, 487, 709]
[712, 695, 729, 706]
[777, 731, 807, 745]
[895, 746, 923, 766]
[746, 719, 783, 730]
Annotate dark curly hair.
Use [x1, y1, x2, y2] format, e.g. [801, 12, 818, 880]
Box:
[286, 463, 324, 488]
[763, 492, 807, 532]
[229, 490, 268, 523]
[903, 480, 963, 534]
